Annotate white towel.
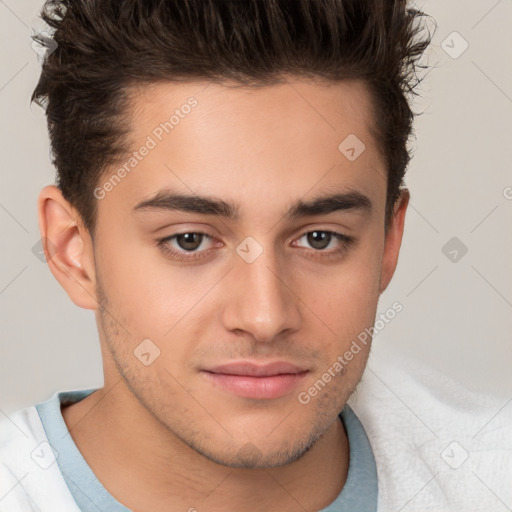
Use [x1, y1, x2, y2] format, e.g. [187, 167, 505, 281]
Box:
[348, 342, 512, 512]
[0, 407, 81, 511]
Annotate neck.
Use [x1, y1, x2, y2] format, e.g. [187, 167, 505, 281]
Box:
[61, 382, 349, 512]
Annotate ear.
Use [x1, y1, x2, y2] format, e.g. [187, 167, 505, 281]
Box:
[38, 185, 98, 310]
[379, 188, 410, 293]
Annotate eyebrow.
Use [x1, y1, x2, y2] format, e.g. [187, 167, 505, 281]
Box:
[133, 189, 372, 220]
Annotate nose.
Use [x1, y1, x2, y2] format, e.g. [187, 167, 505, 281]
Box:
[221, 245, 302, 343]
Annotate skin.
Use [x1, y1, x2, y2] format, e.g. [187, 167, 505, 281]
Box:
[39, 76, 409, 511]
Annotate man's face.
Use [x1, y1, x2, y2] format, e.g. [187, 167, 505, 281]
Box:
[88, 77, 397, 467]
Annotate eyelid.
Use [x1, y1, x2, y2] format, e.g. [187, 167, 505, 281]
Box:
[293, 230, 352, 246]
[159, 231, 217, 250]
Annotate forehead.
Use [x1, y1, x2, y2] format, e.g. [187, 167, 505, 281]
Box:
[127, 76, 377, 146]
[98, 77, 386, 221]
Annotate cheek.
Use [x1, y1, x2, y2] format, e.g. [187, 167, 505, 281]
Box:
[96, 217, 383, 343]
[298, 238, 383, 378]
[94, 233, 227, 358]
[305, 247, 382, 328]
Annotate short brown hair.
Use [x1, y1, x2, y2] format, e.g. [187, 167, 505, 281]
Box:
[32, 0, 433, 234]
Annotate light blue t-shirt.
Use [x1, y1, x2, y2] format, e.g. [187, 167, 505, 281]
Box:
[35, 389, 378, 511]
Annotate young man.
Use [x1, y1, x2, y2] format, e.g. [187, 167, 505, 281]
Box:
[2, 1, 509, 511]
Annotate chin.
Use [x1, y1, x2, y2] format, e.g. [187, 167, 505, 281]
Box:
[188, 431, 316, 469]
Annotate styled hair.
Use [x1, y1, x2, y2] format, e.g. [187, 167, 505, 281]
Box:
[32, 0, 433, 235]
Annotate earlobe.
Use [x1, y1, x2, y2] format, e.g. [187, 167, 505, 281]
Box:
[379, 188, 410, 294]
[38, 185, 98, 310]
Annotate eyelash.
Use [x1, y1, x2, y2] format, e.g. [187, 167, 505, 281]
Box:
[156, 230, 355, 262]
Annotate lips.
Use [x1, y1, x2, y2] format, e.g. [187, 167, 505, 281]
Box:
[201, 361, 309, 399]
[203, 361, 308, 377]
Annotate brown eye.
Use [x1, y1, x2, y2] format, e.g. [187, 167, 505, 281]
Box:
[298, 230, 346, 251]
[306, 231, 332, 250]
[293, 230, 355, 260]
[157, 232, 215, 261]
[175, 233, 204, 251]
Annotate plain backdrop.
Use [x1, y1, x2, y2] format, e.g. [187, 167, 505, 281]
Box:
[1, 0, 511, 414]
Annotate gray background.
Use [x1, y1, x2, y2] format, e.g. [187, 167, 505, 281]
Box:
[1, 0, 511, 413]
